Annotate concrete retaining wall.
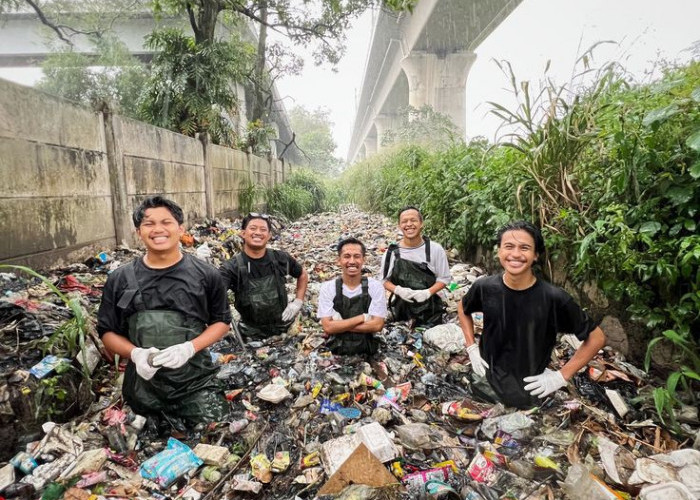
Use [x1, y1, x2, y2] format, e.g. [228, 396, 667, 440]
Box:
[0, 78, 288, 269]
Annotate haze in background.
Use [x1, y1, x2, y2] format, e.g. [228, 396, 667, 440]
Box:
[276, 0, 700, 160]
[1, 0, 698, 161]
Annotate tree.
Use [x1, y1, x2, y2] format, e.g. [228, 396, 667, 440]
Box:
[3, 0, 417, 151]
[0, 0, 149, 46]
[138, 28, 253, 145]
[150, 0, 416, 124]
[288, 105, 342, 175]
[381, 105, 463, 150]
[37, 36, 148, 117]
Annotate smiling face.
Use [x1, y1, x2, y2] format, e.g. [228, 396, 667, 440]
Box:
[242, 217, 271, 251]
[497, 229, 538, 279]
[338, 243, 365, 280]
[399, 209, 423, 241]
[136, 206, 184, 254]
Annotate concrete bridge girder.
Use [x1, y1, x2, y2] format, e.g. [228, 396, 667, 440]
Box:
[348, 0, 523, 164]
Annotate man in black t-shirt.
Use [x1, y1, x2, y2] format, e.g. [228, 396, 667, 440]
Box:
[220, 213, 308, 339]
[457, 221, 606, 408]
[97, 196, 232, 424]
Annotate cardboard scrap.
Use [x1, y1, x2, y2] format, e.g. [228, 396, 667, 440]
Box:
[63, 487, 92, 500]
[605, 389, 630, 418]
[59, 448, 108, 480]
[320, 422, 399, 476]
[0, 463, 15, 491]
[193, 443, 230, 467]
[318, 443, 400, 496]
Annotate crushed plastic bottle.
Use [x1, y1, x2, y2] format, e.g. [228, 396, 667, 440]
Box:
[561, 464, 626, 500]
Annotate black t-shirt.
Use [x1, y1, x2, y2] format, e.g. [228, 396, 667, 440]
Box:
[219, 249, 303, 293]
[462, 274, 597, 407]
[97, 254, 232, 337]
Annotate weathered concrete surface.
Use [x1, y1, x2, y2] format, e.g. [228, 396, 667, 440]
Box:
[347, 0, 523, 163]
[0, 79, 115, 266]
[0, 78, 287, 269]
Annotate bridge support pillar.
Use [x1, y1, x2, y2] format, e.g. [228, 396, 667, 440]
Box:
[363, 136, 377, 156]
[400, 50, 476, 136]
[374, 113, 400, 151]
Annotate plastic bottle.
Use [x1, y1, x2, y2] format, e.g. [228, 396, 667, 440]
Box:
[561, 464, 625, 500]
[229, 418, 249, 434]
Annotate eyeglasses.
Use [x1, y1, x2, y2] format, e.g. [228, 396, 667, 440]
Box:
[247, 212, 270, 219]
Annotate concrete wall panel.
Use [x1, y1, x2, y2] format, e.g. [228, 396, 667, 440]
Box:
[124, 157, 204, 196]
[0, 78, 283, 268]
[0, 196, 115, 260]
[0, 139, 110, 198]
[0, 79, 103, 151]
[119, 116, 203, 165]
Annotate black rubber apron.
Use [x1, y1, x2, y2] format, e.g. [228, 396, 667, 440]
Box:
[120, 264, 228, 424]
[326, 277, 378, 356]
[234, 251, 289, 339]
[386, 238, 445, 327]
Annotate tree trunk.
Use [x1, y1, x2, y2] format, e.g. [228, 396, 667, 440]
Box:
[251, 1, 268, 123]
[195, 0, 220, 45]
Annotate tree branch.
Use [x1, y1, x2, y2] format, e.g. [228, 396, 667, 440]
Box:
[24, 0, 73, 46]
[185, 2, 201, 42]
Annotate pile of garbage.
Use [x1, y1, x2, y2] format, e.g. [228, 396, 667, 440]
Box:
[1, 208, 698, 500]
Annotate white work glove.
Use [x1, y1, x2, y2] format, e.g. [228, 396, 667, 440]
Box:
[131, 347, 161, 380]
[282, 298, 303, 322]
[151, 341, 196, 370]
[523, 369, 567, 398]
[393, 285, 416, 302]
[195, 243, 212, 261]
[331, 311, 343, 321]
[467, 344, 489, 377]
[411, 289, 432, 303]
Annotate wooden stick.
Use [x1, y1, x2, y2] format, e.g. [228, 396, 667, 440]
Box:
[201, 421, 269, 500]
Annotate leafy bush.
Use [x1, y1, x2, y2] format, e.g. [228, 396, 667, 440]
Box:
[340, 59, 700, 429]
[265, 168, 327, 220]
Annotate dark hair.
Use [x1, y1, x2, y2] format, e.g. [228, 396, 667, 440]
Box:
[132, 196, 184, 228]
[337, 237, 366, 256]
[242, 213, 272, 231]
[496, 220, 546, 256]
[398, 205, 423, 222]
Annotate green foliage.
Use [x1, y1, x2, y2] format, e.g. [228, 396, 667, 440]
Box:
[36, 370, 69, 420]
[237, 119, 277, 156]
[138, 28, 253, 145]
[645, 329, 699, 429]
[238, 177, 263, 215]
[341, 58, 700, 429]
[381, 105, 463, 150]
[37, 36, 148, 117]
[288, 105, 343, 175]
[265, 168, 327, 220]
[0, 265, 92, 380]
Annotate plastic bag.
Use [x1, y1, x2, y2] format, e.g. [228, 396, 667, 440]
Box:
[140, 437, 203, 487]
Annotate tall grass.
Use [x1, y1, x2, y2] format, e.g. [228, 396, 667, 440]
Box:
[339, 59, 700, 430]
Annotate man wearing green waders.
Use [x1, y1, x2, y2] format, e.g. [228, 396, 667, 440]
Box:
[318, 238, 387, 355]
[381, 206, 451, 327]
[98, 196, 232, 425]
[220, 213, 308, 340]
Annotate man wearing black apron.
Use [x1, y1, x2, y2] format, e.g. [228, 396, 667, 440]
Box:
[458, 221, 606, 409]
[318, 238, 387, 356]
[97, 196, 232, 425]
[381, 206, 451, 327]
[220, 213, 308, 340]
